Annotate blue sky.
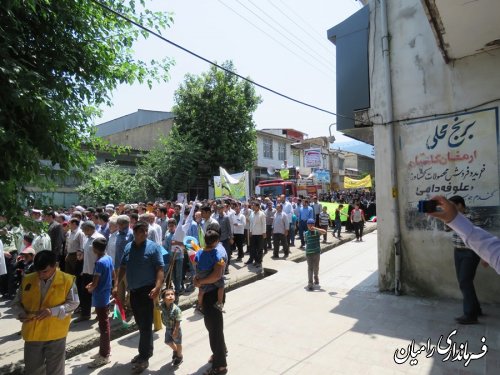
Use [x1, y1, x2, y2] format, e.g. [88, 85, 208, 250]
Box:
[97, 0, 373, 156]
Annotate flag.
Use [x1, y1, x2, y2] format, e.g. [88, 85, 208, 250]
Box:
[112, 297, 129, 328]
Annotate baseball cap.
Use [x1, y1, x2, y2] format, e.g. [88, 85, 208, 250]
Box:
[307, 218, 315, 224]
[22, 247, 36, 255]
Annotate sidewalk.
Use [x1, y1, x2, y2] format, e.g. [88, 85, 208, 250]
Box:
[60, 227, 499, 374]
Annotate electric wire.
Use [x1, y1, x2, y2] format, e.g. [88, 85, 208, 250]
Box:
[90, 0, 350, 120]
[218, 0, 334, 79]
[90, 0, 500, 128]
[268, 0, 333, 56]
[275, 0, 329, 47]
[244, 0, 334, 68]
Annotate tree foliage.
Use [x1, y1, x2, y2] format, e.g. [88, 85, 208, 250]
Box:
[136, 127, 202, 200]
[0, 0, 173, 222]
[76, 161, 139, 205]
[172, 61, 261, 182]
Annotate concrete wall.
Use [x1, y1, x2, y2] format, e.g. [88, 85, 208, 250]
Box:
[368, 0, 500, 301]
[103, 118, 174, 151]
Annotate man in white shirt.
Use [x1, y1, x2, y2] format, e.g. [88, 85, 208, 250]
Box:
[106, 216, 119, 267]
[272, 203, 290, 259]
[65, 218, 85, 276]
[429, 196, 500, 275]
[232, 202, 246, 260]
[75, 221, 105, 322]
[246, 202, 266, 268]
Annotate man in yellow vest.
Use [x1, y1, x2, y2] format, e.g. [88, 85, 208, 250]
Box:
[13, 250, 79, 375]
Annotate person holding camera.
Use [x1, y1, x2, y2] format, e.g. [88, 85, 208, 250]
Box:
[428, 196, 500, 275]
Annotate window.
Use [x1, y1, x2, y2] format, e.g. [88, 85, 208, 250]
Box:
[263, 137, 273, 159]
[278, 142, 286, 161]
[292, 150, 301, 167]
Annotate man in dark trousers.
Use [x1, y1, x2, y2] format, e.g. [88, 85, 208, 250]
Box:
[44, 211, 65, 266]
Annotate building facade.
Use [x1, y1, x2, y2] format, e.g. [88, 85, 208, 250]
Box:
[329, 0, 500, 301]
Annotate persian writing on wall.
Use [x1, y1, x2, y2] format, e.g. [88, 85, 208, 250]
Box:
[400, 108, 499, 207]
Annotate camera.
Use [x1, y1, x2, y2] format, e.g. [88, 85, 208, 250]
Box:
[418, 200, 437, 213]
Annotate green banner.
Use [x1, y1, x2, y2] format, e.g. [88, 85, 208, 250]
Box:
[320, 201, 349, 221]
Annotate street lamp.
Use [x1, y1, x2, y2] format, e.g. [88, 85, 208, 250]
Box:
[328, 123, 336, 143]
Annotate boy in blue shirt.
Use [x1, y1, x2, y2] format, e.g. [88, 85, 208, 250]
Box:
[194, 230, 226, 313]
[86, 237, 114, 368]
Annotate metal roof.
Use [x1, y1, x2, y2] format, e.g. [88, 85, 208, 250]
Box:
[95, 109, 174, 137]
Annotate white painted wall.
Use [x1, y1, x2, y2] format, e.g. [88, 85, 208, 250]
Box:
[255, 133, 293, 169]
[368, 0, 500, 301]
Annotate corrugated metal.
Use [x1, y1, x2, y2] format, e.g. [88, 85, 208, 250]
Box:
[95, 109, 174, 137]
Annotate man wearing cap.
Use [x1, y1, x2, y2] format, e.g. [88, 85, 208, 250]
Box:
[30, 209, 43, 222]
[113, 221, 164, 372]
[75, 220, 105, 323]
[20, 234, 36, 275]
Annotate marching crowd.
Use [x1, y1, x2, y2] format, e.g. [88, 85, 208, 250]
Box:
[0, 193, 372, 374]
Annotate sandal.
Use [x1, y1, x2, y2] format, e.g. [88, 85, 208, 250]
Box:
[131, 360, 149, 373]
[203, 367, 228, 375]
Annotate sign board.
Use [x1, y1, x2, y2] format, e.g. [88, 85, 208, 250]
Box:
[304, 148, 322, 168]
[400, 107, 499, 207]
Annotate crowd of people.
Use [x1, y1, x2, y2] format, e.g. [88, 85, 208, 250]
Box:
[0, 193, 375, 374]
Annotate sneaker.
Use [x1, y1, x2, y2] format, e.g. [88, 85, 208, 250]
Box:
[214, 302, 225, 313]
[88, 355, 110, 368]
[255, 262, 262, 268]
[172, 355, 183, 366]
[90, 352, 101, 359]
[307, 284, 314, 291]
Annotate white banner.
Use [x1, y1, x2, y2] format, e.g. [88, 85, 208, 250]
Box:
[304, 148, 322, 168]
[400, 108, 499, 207]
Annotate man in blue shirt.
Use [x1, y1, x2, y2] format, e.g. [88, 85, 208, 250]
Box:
[298, 199, 314, 249]
[113, 221, 164, 373]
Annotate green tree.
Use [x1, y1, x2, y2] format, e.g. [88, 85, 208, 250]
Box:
[0, 0, 173, 222]
[136, 127, 202, 200]
[172, 61, 261, 185]
[76, 161, 138, 205]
